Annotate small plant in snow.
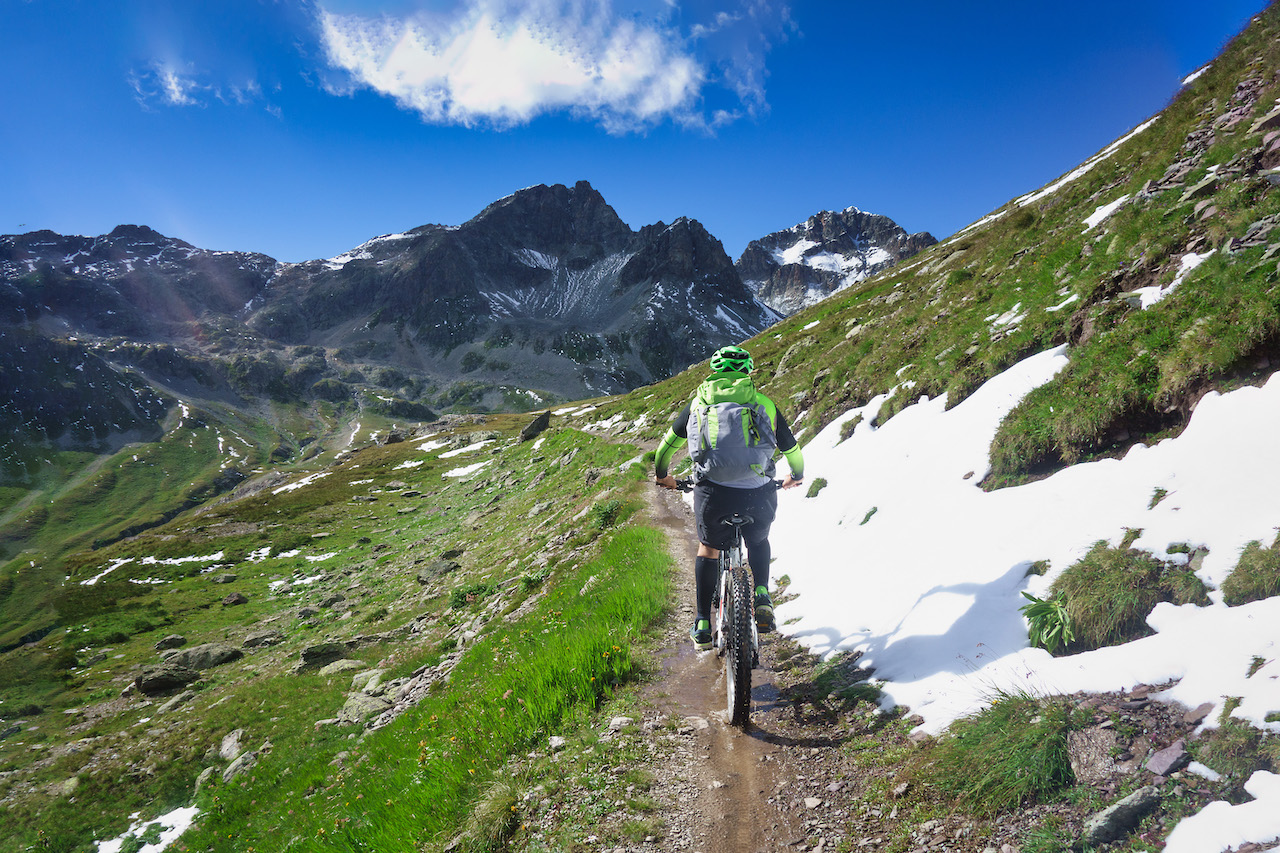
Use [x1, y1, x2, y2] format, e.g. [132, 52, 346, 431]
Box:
[1019, 592, 1075, 655]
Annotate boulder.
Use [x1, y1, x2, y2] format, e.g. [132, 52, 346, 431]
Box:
[158, 690, 196, 714]
[319, 659, 365, 677]
[154, 634, 187, 651]
[223, 749, 258, 782]
[243, 630, 284, 648]
[222, 591, 249, 606]
[1251, 105, 1280, 134]
[296, 642, 348, 671]
[1081, 786, 1161, 846]
[520, 410, 551, 441]
[416, 559, 461, 584]
[135, 663, 201, 696]
[351, 669, 386, 693]
[162, 642, 244, 671]
[1179, 176, 1218, 204]
[220, 729, 245, 761]
[336, 693, 393, 724]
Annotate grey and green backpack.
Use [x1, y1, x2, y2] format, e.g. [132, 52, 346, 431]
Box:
[687, 373, 779, 488]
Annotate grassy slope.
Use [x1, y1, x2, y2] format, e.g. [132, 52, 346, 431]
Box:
[5, 7, 1280, 852]
[0, 413, 669, 852]
[585, 7, 1280, 486]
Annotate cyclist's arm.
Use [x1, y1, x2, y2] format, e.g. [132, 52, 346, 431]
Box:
[775, 411, 804, 480]
[654, 404, 691, 480]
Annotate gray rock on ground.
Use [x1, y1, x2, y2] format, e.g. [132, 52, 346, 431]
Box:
[162, 642, 244, 671]
[1081, 785, 1161, 846]
[135, 663, 201, 696]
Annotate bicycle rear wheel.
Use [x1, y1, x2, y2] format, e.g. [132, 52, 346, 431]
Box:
[725, 565, 753, 726]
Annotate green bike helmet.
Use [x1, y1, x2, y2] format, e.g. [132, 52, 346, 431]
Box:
[709, 345, 753, 374]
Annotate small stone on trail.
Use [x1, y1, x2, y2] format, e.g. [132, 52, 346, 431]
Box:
[1184, 702, 1215, 725]
[804, 797, 823, 809]
[1146, 739, 1191, 777]
[549, 736, 567, 751]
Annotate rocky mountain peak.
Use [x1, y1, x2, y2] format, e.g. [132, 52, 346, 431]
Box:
[468, 180, 633, 253]
[737, 207, 936, 315]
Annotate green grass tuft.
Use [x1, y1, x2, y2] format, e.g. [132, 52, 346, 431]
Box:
[915, 691, 1080, 815]
[1049, 541, 1209, 651]
[1222, 537, 1280, 606]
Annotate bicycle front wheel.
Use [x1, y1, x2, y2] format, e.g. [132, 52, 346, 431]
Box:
[725, 565, 753, 726]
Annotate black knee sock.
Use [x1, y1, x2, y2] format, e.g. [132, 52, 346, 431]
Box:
[695, 556, 718, 621]
[747, 539, 772, 591]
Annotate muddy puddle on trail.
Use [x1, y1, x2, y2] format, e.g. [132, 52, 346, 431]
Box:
[643, 486, 813, 853]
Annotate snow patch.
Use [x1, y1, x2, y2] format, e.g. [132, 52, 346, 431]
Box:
[1083, 194, 1131, 231]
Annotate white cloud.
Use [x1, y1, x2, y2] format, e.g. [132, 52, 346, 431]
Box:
[129, 61, 203, 108]
[128, 60, 282, 116]
[317, 0, 787, 132]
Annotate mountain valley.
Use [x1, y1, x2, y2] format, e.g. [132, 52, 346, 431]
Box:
[4, 6, 1280, 852]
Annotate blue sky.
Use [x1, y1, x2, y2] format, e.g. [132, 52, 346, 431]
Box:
[0, 0, 1268, 263]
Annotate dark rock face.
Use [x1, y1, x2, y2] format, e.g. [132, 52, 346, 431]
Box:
[0, 225, 277, 335]
[1, 181, 778, 451]
[737, 208, 936, 315]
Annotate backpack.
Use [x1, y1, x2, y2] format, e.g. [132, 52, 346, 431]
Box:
[687, 373, 778, 488]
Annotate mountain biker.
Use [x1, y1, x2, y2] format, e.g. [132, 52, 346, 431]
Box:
[653, 345, 805, 650]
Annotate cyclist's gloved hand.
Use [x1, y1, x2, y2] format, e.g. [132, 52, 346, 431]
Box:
[655, 475, 680, 490]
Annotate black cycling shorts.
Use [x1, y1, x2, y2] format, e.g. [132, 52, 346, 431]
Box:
[693, 480, 777, 551]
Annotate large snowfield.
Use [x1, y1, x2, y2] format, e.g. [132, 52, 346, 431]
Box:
[772, 345, 1280, 851]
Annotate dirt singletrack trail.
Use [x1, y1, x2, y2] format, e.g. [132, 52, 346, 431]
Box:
[640, 484, 825, 853]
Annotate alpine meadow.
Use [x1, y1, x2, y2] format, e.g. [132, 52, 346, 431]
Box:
[5, 5, 1280, 853]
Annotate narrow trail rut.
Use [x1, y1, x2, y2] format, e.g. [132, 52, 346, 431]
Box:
[639, 485, 824, 853]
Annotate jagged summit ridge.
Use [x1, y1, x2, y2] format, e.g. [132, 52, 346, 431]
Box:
[737, 207, 936, 314]
[0, 180, 780, 466]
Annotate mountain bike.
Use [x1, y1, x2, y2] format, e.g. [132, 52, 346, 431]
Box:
[712, 510, 758, 726]
[676, 479, 777, 727]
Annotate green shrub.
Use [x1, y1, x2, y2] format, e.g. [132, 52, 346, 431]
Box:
[1222, 538, 1280, 606]
[590, 499, 624, 530]
[917, 691, 1079, 815]
[450, 582, 495, 608]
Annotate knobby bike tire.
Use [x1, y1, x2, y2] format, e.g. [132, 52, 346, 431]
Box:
[726, 565, 754, 726]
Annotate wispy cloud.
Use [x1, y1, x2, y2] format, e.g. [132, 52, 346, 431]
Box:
[128, 60, 280, 117]
[317, 0, 790, 132]
[129, 61, 203, 108]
